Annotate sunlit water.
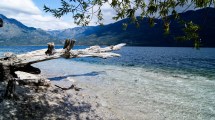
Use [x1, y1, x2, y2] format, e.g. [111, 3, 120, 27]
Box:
[1, 46, 215, 120]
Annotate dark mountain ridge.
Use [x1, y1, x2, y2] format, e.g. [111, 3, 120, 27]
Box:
[0, 8, 215, 47]
[48, 7, 215, 47]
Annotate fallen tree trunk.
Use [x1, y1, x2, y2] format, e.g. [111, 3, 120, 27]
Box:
[15, 42, 126, 65]
[0, 40, 125, 80]
[0, 40, 126, 98]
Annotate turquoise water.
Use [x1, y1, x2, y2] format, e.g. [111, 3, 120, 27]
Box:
[74, 47, 215, 80]
[1, 46, 215, 119]
[36, 60, 215, 120]
[1, 46, 214, 79]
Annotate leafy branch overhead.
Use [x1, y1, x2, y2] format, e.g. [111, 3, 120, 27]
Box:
[176, 21, 200, 48]
[44, 0, 214, 48]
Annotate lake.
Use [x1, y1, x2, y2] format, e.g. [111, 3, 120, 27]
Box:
[1, 46, 215, 120]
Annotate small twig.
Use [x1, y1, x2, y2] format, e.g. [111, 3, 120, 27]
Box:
[55, 84, 81, 91]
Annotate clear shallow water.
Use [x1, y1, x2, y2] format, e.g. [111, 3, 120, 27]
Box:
[1, 46, 215, 119]
[36, 60, 215, 120]
[1, 46, 214, 79]
[74, 47, 215, 80]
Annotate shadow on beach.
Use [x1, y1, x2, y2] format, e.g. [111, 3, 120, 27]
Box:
[48, 71, 106, 81]
[0, 81, 102, 120]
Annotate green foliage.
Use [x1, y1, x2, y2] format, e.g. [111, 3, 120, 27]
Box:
[163, 21, 170, 34]
[122, 23, 128, 30]
[44, 0, 214, 47]
[149, 17, 155, 27]
[176, 21, 200, 49]
[172, 10, 179, 19]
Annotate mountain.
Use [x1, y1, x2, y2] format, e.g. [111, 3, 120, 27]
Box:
[47, 7, 215, 47]
[1, 8, 215, 47]
[0, 14, 60, 45]
[47, 27, 91, 39]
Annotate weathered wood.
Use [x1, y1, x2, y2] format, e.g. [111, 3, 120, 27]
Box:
[63, 39, 75, 50]
[15, 43, 126, 65]
[0, 62, 17, 98]
[0, 18, 3, 27]
[0, 41, 125, 99]
[0, 62, 17, 82]
[15, 71, 51, 87]
[63, 39, 76, 58]
[4, 79, 17, 99]
[45, 42, 55, 55]
[0, 42, 125, 81]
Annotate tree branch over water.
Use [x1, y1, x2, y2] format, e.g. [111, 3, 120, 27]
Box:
[0, 40, 125, 98]
[44, 0, 214, 49]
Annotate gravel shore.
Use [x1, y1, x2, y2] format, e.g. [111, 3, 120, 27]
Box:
[0, 71, 117, 120]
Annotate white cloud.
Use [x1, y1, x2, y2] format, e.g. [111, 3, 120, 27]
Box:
[88, 2, 117, 26]
[7, 13, 77, 30]
[0, 0, 40, 15]
[0, 0, 120, 30]
[0, 0, 76, 30]
[0, 0, 196, 30]
[100, 2, 117, 24]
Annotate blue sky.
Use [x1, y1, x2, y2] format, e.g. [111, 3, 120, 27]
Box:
[0, 0, 115, 30]
[33, 0, 73, 22]
[34, 0, 61, 10]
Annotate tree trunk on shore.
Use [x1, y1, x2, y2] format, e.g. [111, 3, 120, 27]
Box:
[4, 79, 17, 99]
[0, 18, 3, 27]
[45, 42, 56, 55]
[0, 39, 126, 99]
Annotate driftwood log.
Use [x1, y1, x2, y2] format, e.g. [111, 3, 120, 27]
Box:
[0, 39, 126, 98]
[45, 42, 56, 55]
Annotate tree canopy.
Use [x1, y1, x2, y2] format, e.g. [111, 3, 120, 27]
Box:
[44, 0, 214, 48]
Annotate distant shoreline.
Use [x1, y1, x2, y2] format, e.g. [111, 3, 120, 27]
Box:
[0, 45, 215, 48]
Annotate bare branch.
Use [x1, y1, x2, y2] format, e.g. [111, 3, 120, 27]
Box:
[15, 43, 126, 65]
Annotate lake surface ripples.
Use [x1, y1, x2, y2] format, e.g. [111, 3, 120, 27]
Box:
[1, 46, 215, 120]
